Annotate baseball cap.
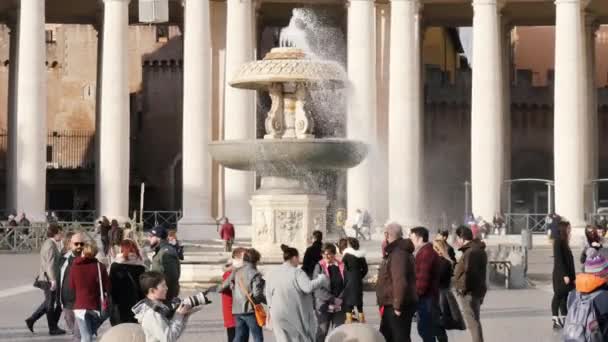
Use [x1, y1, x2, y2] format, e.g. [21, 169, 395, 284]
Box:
[148, 226, 168, 239]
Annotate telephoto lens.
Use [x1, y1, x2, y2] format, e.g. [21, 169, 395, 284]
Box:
[182, 290, 212, 308]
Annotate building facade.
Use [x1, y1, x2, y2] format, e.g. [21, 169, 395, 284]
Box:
[0, 0, 608, 233]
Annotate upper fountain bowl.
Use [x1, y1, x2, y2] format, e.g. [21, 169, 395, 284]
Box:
[208, 139, 367, 174]
[229, 47, 346, 90]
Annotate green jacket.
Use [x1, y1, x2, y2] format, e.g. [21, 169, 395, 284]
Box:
[151, 241, 181, 301]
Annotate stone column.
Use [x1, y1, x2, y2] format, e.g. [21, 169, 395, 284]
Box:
[223, 0, 255, 225]
[470, 0, 505, 222]
[6, 18, 18, 214]
[584, 17, 598, 213]
[179, 0, 215, 228]
[347, 0, 377, 222]
[10, 0, 47, 221]
[554, 0, 587, 230]
[98, 0, 130, 221]
[388, 0, 422, 226]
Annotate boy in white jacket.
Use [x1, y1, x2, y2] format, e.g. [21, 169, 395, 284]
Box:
[132, 271, 192, 342]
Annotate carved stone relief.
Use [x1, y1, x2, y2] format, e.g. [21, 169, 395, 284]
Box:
[275, 210, 303, 242]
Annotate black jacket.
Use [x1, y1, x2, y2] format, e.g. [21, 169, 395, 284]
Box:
[553, 241, 576, 293]
[342, 248, 368, 308]
[302, 241, 323, 278]
[60, 253, 78, 309]
[438, 257, 453, 290]
[109, 262, 146, 325]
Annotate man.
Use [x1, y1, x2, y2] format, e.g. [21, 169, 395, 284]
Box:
[25, 224, 66, 335]
[148, 226, 181, 303]
[376, 223, 417, 342]
[219, 218, 235, 252]
[133, 271, 199, 342]
[410, 227, 441, 342]
[454, 226, 488, 342]
[60, 232, 85, 341]
[302, 230, 324, 278]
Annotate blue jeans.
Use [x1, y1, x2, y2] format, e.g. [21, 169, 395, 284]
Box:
[417, 296, 435, 342]
[234, 313, 263, 342]
[75, 311, 105, 342]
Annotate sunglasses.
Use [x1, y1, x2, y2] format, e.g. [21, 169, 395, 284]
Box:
[73, 242, 85, 247]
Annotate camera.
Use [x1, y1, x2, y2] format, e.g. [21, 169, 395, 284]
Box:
[183, 291, 211, 307]
[170, 289, 212, 310]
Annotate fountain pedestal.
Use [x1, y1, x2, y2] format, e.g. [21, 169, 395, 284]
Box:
[250, 193, 328, 258]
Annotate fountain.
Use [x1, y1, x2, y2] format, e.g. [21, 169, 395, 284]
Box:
[209, 20, 367, 257]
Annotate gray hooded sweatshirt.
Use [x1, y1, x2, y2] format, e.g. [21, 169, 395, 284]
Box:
[132, 299, 188, 342]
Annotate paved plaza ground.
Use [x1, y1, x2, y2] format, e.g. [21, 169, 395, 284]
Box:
[0, 251, 564, 342]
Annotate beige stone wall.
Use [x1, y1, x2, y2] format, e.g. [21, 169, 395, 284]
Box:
[514, 25, 608, 87]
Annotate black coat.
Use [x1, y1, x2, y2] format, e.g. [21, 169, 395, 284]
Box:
[59, 253, 77, 309]
[342, 248, 368, 308]
[109, 262, 146, 326]
[437, 257, 453, 290]
[302, 241, 323, 278]
[552, 241, 576, 294]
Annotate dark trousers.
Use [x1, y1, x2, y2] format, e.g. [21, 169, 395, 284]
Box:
[226, 327, 236, 342]
[551, 288, 569, 316]
[380, 306, 415, 342]
[316, 311, 346, 342]
[416, 296, 437, 342]
[234, 314, 263, 342]
[459, 294, 484, 342]
[28, 288, 61, 331]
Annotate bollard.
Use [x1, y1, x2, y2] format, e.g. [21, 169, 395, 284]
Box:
[521, 228, 533, 250]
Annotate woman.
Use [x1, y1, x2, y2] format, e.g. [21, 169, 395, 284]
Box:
[266, 245, 328, 342]
[342, 238, 368, 323]
[552, 221, 575, 329]
[313, 243, 346, 342]
[70, 243, 110, 342]
[433, 239, 465, 341]
[222, 247, 247, 342]
[109, 239, 146, 325]
[219, 248, 265, 342]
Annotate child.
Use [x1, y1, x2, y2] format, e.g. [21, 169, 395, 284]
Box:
[342, 237, 368, 323]
[167, 230, 185, 261]
[563, 248, 608, 340]
[221, 248, 247, 342]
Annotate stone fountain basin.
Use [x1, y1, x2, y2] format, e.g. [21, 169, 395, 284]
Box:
[208, 139, 367, 173]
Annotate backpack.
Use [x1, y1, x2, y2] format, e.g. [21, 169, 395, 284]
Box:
[563, 290, 605, 342]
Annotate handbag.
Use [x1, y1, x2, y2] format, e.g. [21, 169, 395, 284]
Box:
[33, 275, 51, 291]
[238, 275, 267, 327]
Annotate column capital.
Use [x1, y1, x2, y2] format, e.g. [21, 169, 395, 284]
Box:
[554, 0, 589, 6]
[472, 0, 506, 10]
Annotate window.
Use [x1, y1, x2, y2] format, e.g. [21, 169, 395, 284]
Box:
[45, 29, 56, 44]
[156, 25, 169, 43]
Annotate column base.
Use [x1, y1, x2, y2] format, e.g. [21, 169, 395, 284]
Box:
[250, 193, 329, 258]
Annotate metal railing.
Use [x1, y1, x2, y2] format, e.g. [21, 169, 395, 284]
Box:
[53, 210, 97, 223]
[0, 130, 94, 171]
[0, 223, 97, 252]
[141, 211, 182, 230]
[504, 213, 549, 234]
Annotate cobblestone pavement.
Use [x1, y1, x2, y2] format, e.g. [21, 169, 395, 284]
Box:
[0, 253, 563, 342]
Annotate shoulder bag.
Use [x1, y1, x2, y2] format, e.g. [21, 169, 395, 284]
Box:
[238, 274, 267, 327]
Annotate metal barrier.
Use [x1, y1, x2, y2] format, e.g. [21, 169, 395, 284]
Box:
[504, 213, 548, 234]
[0, 223, 97, 252]
[141, 211, 182, 230]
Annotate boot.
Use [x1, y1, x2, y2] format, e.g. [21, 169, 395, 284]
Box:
[358, 312, 366, 323]
[345, 312, 352, 324]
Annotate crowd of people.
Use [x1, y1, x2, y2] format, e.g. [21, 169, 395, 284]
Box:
[215, 223, 488, 342]
[24, 222, 204, 342]
[549, 216, 608, 340]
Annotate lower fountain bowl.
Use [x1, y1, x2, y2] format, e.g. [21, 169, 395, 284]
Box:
[208, 138, 368, 173]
